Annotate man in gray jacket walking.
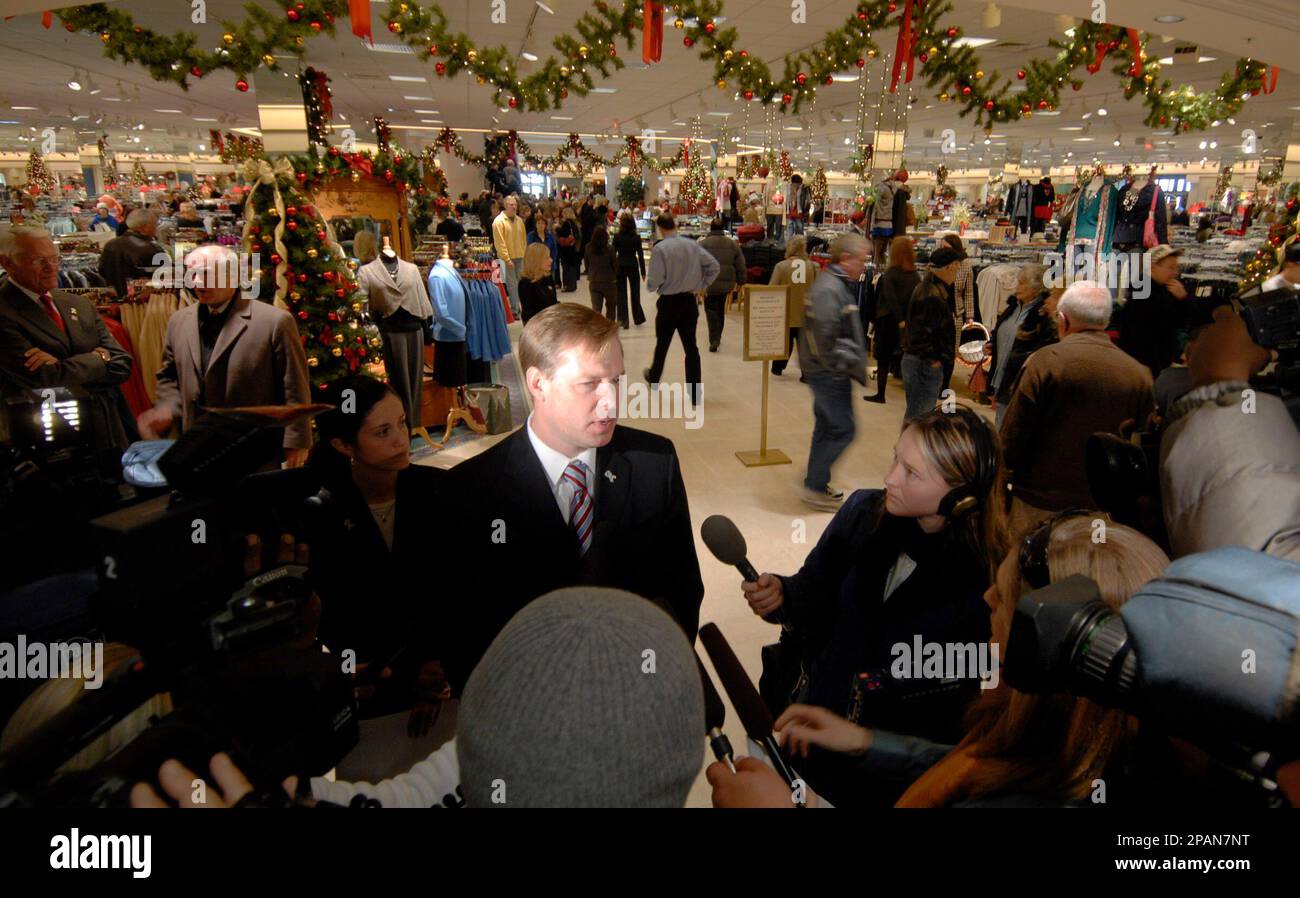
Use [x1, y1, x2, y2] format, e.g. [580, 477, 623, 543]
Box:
[799, 234, 869, 510]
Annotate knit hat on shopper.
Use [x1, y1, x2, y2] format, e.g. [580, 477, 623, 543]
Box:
[457, 587, 705, 808]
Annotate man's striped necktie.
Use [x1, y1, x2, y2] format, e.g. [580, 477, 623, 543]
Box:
[563, 459, 593, 555]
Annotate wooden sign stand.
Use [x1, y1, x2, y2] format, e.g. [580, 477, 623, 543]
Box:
[736, 284, 792, 468]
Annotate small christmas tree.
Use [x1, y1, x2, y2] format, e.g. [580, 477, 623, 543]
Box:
[130, 161, 146, 187]
[25, 149, 55, 195]
[244, 166, 383, 397]
[779, 149, 793, 181]
[1241, 182, 1298, 292]
[811, 166, 828, 207]
[679, 147, 714, 213]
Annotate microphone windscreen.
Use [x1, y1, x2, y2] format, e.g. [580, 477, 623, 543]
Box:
[701, 515, 748, 566]
[695, 653, 726, 731]
[699, 623, 775, 740]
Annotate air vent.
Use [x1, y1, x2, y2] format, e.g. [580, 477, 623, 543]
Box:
[365, 41, 416, 55]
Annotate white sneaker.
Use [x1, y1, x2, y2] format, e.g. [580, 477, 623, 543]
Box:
[801, 486, 844, 510]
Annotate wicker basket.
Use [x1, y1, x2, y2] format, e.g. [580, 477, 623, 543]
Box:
[957, 321, 990, 368]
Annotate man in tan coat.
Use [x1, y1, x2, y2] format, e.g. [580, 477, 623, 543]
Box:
[137, 245, 313, 465]
[1000, 280, 1154, 536]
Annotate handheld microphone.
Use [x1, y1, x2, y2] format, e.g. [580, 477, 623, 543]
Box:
[695, 654, 736, 774]
[699, 623, 804, 806]
[701, 515, 760, 582]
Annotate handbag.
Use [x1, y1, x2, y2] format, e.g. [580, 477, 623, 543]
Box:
[905, 202, 917, 227]
[968, 362, 989, 395]
[1142, 187, 1161, 248]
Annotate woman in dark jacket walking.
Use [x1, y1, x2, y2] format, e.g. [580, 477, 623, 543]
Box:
[900, 247, 961, 421]
[612, 213, 647, 326]
[584, 225, 620, 324]
[984, 263, 1057, 429]
[867, 237, 919, 403]
[554, 207, 581, 292]
[517, 243, 559, 323]
[698, 218, 746, 350]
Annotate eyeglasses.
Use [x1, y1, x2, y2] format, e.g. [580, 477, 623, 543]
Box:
[1017, 508, 1097, 590]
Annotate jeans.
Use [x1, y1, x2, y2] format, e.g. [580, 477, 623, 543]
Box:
[784, 218, 806, 239]
[901, 353, 943, 421]
[766, 214, 783, 239]
[646, 293, 702, 403]
[703, 293, 727, 347]
[502, 258, 523, 316]
[804, 371, 856, 492]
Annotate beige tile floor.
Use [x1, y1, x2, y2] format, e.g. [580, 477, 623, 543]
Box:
[417, 280, 990, 807]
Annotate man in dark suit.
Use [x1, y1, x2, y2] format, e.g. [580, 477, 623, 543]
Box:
[99, 208, 168, 299]
[0, 226, 134, 451]
[136, 244, 313, 465]
[440, 303, 704, 692]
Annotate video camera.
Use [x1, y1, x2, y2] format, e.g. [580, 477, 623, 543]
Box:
[1236, 286, 1300, 396]
[0, 404, 359, 807]
[1003, 545, 1300, 805]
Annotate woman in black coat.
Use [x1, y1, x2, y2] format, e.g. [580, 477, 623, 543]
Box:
[867, 237, 920, 403]
[612, 213, 647, 325]
[554, 209, 581, 292]
[517, 242, 559, 323]
[306, 375, 448, 721]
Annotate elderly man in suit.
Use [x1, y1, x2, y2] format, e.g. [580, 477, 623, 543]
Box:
[136, 244, 313, 466]
[0, 226, 134, 451]
[440, 302, 704, 693]
[99, 208, 169, 299]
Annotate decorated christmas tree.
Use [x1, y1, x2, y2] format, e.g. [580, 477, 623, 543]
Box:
[811, 166, 828, 208]
[242, 160, 382, 397]
[25, 149, 55, 195]
[131, 161, 146, 187]
[1241, 182, 1298, 292]
[679, 143, 714, 213]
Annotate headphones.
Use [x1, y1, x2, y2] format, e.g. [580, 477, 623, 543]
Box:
[935, 406, 999, 519]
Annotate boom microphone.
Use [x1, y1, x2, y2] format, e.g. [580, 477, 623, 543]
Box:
[699, 623, 804, 806]
[695, 654, 736, 774]
[701, 515, 760, 582]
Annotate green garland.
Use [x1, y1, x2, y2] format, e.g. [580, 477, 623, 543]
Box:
[429, 127, 685, 176]
[56, 0, 1276, 134]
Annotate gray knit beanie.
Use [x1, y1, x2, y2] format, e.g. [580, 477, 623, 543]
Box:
[457, 587, 705, 808]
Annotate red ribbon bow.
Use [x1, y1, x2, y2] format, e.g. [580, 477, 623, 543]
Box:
[349, 0, 372, 47]
[889, 0, 922, 93]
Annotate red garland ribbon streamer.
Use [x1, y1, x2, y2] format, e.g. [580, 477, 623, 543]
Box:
[41, 10, 51, 28]
[1262, 66, 1279, 94]
[508, 129, 517, 162]
[889, 0, 915, 93]
[1087, 35, 1108, 75]
[682, 138, 690, 168]
[643, 1, 663, 65]
[348, 0, 372, 47]
[1126, 28, 1142, 78]
[315, 69, 333, 121]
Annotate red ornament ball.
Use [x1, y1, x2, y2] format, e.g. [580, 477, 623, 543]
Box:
[297, 311, 308, 320]
[796, 72, 808, 85]
[946, 27, 958, 38]
[384, 170, 394, 182]
[740, 50, 748, 58]
[1287, 198, 1298, 211]
[961, 85, 971, 96]
[744, 90, 754, 100]
[269, 253, 282, 265]
[328, 146, 339, 156]
[704, 21, 715, 33]
[326, 12, 334, 23]
[888, 1, 897, 10]
[1072, 82, 1082, 91]
[1016, 70, 1026, 80]
[323, 271, 336, 282]
[335, 288, 347, 298]
[1037, 99, 1049, 110]
[286, 206, 297, 216]
[286, 221, 298, 232]
[286, 8, 300, 21]
[236, 79, 249, 92]
[683, 36, 693, 48]
[435, 62, 447, 75]
[781, 93, 792, 104]
[191, 66, 203, 78]
[857, 12, 867, 21]
[250, 225, 261, 235]
[508, 97, 518, 109]
[317, 230, 327, 241]
[327, 312, 338, 322]
[919, 53, 928, 63]
[561, 88, 568, 98]
[394, 155, 402, 164]
[297, 273, 308, 284]
[387, 21, 398, 33]
[64, 22, 76, 32]
[984, 100, 995, 110]
[856, 58, 866, 68]
[824, 76, 834, 85]
[296, 171, 308, 182]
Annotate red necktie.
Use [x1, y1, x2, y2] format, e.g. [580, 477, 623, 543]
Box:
[39, 292, 66, 333]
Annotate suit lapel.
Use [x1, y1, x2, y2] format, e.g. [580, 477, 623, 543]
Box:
[207, 297, 251, 375]
[585, 430, 631, 564]
[2, 283, 71, 352]
[181, 304, 203, 384]
[504, 428, 571, 536]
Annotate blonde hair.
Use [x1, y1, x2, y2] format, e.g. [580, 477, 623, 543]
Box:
[353, 230, 378, 264]
[0, 642, 173, 773]
[520, 241, 553, 282]
[561, 206, 576, 222]
[784, 236, 808, 260]
[904, 518, 1170, 806]
[519, 302, 620, 378]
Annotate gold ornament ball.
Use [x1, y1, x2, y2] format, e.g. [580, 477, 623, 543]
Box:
[399, 2, 409, 11]
[100, 32, 111, 43]
[390, 22, 403, 34]
[294, 36, 304, 47]
[222, 32, 235, 45]
[334, 334, 344, 344]
[467, 49, 478, 62]
[352, 302, 362, 312]
[867, 48, 877, 58]
[307, 248, 318, 259]
[315, 163, 325, 174]
[260, 233, 272, 244]
[331, 348, 342, 357]
[307, 356, 319, 367]
[1144, 74, 1154, 83]
[560, 65, 570, 77]
[290, 291, 301, 301]
[476, 75, 487, 85]
[370, 337, 382, 348]
[929, 46, 938, 56]
[578, 45, 589, 57]
[674, 18, 685, 29]
[347, 260, 358, 270]
[351, 171, 360, 182]
[975, 70, 985, 80]
[723, 50, 733, 60]
[938, 92, 948, 101]
[717, 79, 727, 89]
[262, 54, 275, 67]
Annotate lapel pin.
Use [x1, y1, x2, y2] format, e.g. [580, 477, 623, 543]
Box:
[604, 470, 617, 483]
[68, 307, 79, 320]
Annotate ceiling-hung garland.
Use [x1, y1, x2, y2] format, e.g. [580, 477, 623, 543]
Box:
[56, 0, 1279, 134]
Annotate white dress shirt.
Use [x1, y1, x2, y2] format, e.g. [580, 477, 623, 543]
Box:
[525, 414, 598, 524]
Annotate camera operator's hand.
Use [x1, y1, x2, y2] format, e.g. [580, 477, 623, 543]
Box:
[1187, 306, 1273, 388]
[706, 756, 797, 808]
[130, 752, 300, 808]
[742, 573, 784, 617]
[775, 703, 872, 757]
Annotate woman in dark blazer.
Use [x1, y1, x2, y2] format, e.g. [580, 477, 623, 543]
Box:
[867, 237, 920, 403]
[554, 208, 581, 292]
[984, 263, 1057, 428]
[517, 242, 559, 323]
[612, 213, 647, 326]
[307, 375, 448, 720]
[527, 214, 559, 281]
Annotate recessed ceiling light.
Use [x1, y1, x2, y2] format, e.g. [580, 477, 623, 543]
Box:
[1096, 108, 1107, 116]
[154, 109, 182, 114]
[10, 106, 35, 110]
[102, 97, 121, 102]
[420, 119, 444, 124]
[1060, 126, 1084, 131]
[1073, 137, 1095, 142]
[1154, 15, 1184, 24]
[194, 117, 218, 122]
[551, 115, 573, 120]
[402, 96, 434, 101]
[952, 37, 997, 48]
[388, 75, 427, 83]
[831, 75, 858, 82]
[1158, 57, 1174, 65]
[1198, 56, 1217, 63]
[536, 1, 554, 13]
[784, 126, 802, 131]
[707, 112, 732, 117]
[592, 87, 617, 93]
[413, 109, 440, 114]
[522, 52, 538, 62]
